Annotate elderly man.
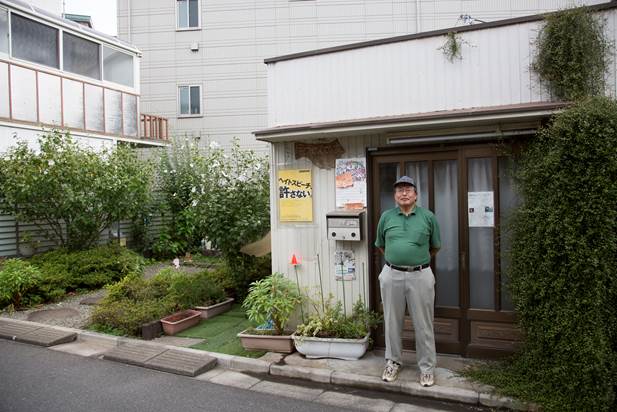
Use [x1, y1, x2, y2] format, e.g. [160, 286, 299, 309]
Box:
[374, 176, 441, 387]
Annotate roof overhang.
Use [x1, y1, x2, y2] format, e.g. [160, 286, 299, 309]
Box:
[254, 102, 569, 143]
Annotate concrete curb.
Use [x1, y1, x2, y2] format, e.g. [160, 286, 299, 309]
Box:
[0, 318, 530, 410]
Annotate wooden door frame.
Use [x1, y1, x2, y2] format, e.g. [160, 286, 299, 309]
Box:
[367, 141, 518, 358]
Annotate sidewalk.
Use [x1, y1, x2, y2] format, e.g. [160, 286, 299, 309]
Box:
[0, 317, 529, 411]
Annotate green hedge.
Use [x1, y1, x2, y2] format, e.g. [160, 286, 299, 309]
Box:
[467, 97, 617, 411]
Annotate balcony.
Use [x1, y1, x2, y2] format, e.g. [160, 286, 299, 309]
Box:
[0, 58, 168, 144]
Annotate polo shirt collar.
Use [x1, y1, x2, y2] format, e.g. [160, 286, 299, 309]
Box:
[396, 205, 417, 216]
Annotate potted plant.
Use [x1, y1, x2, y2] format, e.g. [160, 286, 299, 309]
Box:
[238, 273, 303, 353]
[165, 269, 234, 319]
[293, 296, 382, 360]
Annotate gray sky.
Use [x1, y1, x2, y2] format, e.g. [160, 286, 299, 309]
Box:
[63, 0, 117, 36]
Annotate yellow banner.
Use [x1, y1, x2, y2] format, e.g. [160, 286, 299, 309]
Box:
[278, 169, 313, 222]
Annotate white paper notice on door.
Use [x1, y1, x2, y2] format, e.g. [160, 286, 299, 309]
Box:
[468, 191, 494, 227]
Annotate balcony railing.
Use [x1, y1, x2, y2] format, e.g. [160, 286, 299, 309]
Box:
[0, 58, 168, 143]
[140, 114, 169, 140]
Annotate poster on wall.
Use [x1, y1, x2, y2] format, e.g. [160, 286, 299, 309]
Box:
[468, 191, 494, 227]
[334, 250, 356, 281]
[335, 158, 367, 209]
[278, 169, 313, 222]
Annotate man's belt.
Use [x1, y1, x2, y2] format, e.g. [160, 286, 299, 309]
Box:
[385, 261, 430, 272]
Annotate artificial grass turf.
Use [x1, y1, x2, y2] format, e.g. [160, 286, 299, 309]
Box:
[177, 304, 266, 358]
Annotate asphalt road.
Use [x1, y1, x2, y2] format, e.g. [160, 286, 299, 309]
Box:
[0, 340, 353, 412]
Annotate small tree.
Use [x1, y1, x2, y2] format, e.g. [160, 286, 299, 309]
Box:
[0, 130, 153, 250]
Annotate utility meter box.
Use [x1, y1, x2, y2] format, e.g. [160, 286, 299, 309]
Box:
[326, 210, 364, 241]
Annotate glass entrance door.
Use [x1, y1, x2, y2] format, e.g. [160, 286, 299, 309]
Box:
[370, 144, 519, 357]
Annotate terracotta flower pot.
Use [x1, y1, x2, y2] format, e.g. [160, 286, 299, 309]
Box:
[194, 298, 234, 319]
[237, 329, 295, 353]
[160, 309, 201, 335]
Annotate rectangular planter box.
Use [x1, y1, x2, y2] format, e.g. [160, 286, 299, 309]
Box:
[160, 309, 201, 336]
[292, 333, 369, 360]
[195, 298, 234, 319]
[237, 329, 295, 353]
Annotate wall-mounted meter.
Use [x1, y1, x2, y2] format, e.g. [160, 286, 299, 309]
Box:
[326, 210, 364, 241]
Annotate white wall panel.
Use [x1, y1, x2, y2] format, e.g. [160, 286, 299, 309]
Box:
[267, 10, 617, 128]
[10, 66, 37, 122]
[38, 72, 62, 126]
[0, 62, 8, 118]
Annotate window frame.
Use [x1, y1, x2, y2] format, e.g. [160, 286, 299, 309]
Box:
[62, 31, 101, 80]
[9, 11, 60, 69]
[175, 0, 201, 31]
[177, 84, 202, 117]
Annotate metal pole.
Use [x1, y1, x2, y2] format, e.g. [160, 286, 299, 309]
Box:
[316, 253, 325, 313]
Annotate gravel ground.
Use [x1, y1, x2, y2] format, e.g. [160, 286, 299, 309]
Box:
[0, 289, 105, 329]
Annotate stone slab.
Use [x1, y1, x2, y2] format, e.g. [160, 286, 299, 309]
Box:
[151, 336, 205, 347]
[250, 380, 323, 402]
[195, 367, 226, 381]
[479, 393, 529, 411]
[391, 403, 449, 412]
[209, 370, 261, 390]
[50, 340, 115, 357]
[16, 327, 77, 347]
[229, 356, 271, 374]
[0, 319, 40, 339]
[401, 381, 479, 405]
[144, 349, 217, 377]
[102, 343, 165, 367]
[270, 364, 332, 383]
[315, 391, 394, 412]
[27, 308, 79, 322]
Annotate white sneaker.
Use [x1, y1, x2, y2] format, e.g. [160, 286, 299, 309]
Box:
[381, 359, 401, 382]
[420, 371, 434, 387]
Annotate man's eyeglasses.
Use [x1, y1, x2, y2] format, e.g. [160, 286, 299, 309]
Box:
[395, 187, 415, 194]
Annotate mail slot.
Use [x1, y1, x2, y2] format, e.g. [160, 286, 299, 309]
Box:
[326, 210, 364, 241]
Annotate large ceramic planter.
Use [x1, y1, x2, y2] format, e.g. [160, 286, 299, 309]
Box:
[292, 333, 369, 360]
[237, 329, 295, 353]
[195, 298, 234, 319]
[160, 309, 201, 336]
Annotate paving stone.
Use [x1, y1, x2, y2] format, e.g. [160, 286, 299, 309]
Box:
[51, 340, 116, 357]
[209, 370, 261, 390]
[151, 336, 205, 347]
[250, 380, 323, 401]
[102, 343, 165, 367]
[331, 371, 402, 393]
[315, 391, 394, 412]
[79, 295, 105, 306]
[230, 356, 271, 373]
[195, 367, 226, 381]
[27, 308, 80, 322]
[0, 319, 40, 339]
[270, 364, 332, 383]
[16, 327, 77, 347]
[400, 381, 479, 405]
[144, 349, 217, 377]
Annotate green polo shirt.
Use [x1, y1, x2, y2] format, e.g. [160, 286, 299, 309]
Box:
[374, 206, 441, 266]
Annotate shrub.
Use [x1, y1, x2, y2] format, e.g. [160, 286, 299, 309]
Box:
[466, 97, 617, 411]
[0, 130, 153, 250]
[533, 6, 610, 100]
[0, 259, 42, 309]
[30, 244, 144, 295]
[91, 268, 226, 336]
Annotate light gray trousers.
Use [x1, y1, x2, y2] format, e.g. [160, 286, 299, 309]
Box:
[379, 264, 436, 373]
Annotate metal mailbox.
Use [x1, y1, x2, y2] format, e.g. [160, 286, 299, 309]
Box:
[326, 210, 364, 241]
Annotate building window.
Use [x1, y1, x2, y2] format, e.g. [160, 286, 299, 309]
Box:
[0, 8, 8, 55]
[178, 85, 201, 116]
[177, 0, 199, 29]
[103, 46, 134, 87]
[11, 13, 59, 68]
[63, 32, 100, 80]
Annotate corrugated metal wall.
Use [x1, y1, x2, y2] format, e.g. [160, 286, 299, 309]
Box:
[267, 8, 617, 127]
[271, 134, 388, 317]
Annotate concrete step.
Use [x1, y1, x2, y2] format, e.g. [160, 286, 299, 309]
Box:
[0, 319, 77, 347]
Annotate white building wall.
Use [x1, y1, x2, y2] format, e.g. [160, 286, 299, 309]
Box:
[27, 0, 61, 14]
[267, 8, 617, 127]
[118, 0, 603, 152]
[270, 134, 388, 318]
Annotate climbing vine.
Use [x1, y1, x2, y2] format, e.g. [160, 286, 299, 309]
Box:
[438, 31, 467, 62]
[533, 6, 610, 100]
